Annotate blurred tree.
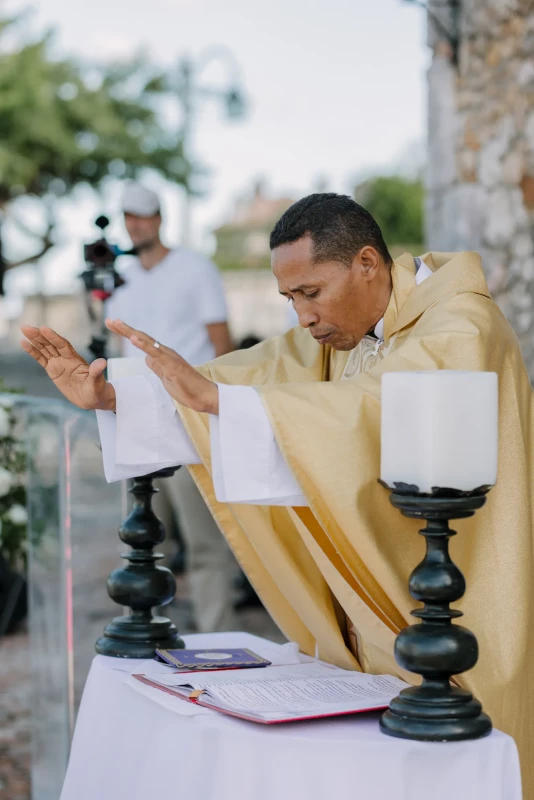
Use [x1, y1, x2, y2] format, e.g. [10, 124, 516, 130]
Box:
[0, 14, 193, 281]
[353, 175, 424, 253]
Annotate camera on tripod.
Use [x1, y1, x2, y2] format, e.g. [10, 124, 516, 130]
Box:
[81, 215, 125, 299]
[81, 215, 130, 361]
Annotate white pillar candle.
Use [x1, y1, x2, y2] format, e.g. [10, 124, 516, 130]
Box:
[381, 371, 498, 494]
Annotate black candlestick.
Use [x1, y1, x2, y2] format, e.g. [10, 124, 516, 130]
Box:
[96, 468, 185, 658]
[379, 483, 492, 741]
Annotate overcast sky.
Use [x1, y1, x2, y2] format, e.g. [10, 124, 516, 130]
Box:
[5, 0, 429, 299]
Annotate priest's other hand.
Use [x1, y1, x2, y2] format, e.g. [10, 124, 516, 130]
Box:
[20, 325, 116, 411]
[105, 319, 219, 415]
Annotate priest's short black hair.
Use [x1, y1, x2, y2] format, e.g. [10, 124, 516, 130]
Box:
[269, 193, 392, 267]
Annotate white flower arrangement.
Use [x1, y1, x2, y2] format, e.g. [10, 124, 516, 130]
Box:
[0, 395, 15, 409]
[6, 504, 28, 526]
[0, 383, 27, 571]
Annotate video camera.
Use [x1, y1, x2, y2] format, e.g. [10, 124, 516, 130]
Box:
[81, 215, 132, 361]
[81, 215, 125, 299]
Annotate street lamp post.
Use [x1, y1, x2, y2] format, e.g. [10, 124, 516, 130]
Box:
[175, 48, 246, 246]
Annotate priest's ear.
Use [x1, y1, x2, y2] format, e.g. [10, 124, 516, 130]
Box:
[355, 246, 381, 281]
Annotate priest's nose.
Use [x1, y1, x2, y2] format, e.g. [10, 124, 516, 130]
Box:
[297, 308, 320, 329]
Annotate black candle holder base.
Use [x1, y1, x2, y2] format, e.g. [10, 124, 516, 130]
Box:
[96, 469, 185, 659]
[96, 614, 183, 660]
[380, 683, 492, 741]
[378, 484, 493, 742]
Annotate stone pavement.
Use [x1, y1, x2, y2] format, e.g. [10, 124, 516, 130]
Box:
[0, 346, 285, 800]
[0, 632, 31, 800]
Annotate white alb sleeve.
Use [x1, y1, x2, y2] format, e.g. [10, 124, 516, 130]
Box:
[96, 374, 200, 482]
[210, 383, 308, 506]
[97, 375, 308, 506]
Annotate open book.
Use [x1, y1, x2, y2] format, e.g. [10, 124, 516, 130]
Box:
[132, 662, 408, 724]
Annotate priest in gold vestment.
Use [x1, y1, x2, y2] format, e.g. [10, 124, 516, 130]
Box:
[21, 194, 534, 794]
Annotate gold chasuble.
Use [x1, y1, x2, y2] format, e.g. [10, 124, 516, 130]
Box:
[176, 252, 534, 792]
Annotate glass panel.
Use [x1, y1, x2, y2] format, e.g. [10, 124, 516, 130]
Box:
[25, 398, 72, 800]
[68, 412, 124, 711]
[2, 395, 122, 800]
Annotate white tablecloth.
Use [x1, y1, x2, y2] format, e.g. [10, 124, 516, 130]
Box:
[60, 632, 522, 800]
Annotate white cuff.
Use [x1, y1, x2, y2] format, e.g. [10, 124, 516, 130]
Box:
[96, 373, 308, 506]
[96, 374, 200, 482]
[96, 408, 161, 482]
[210, 384, 307, 506]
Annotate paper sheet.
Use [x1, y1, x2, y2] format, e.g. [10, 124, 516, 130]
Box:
[204, 674, 407, 718]
[124, 675, 214, 716]
[150, 663, 408, 720]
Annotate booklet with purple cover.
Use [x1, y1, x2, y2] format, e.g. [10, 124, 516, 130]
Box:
[154, 648, 272, 670]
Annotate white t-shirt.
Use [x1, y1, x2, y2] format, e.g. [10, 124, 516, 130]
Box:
[106, 248, 228, 364]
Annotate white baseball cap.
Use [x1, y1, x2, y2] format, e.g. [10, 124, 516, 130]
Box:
[121, 181, 161, 217]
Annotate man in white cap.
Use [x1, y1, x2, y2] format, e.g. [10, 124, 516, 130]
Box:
[107, 180, 237, 632]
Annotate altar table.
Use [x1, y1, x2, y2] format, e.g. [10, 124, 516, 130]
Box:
[59, 632, 522, 800]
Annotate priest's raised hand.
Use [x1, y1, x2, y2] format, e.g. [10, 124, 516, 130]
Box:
[20, 325, 116, 411]
[20, 322, 219, 415]
[104, 319, 219, 414]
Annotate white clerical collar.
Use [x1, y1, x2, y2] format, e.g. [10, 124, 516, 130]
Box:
[373, 257, 432, 340]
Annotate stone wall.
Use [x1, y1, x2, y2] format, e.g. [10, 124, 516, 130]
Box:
[426, 0, 534, 375]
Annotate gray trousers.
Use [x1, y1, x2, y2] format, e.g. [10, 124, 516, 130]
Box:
[153, 468, 239, 633]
